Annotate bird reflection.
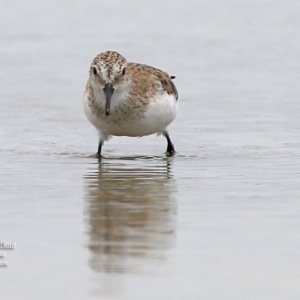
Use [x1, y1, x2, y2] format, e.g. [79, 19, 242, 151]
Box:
[83, 156, 177, 274]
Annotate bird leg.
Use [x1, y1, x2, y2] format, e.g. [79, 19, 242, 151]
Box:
[163, 131, 175, 156]
[96, 140, 103, 158]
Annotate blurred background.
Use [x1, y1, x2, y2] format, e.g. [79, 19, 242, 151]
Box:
[0, 0, 300, 299]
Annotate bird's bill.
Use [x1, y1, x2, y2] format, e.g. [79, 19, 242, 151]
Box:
[103, 83, 115, 116]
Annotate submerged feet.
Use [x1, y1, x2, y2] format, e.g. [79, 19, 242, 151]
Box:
[95, 133, 176, 158]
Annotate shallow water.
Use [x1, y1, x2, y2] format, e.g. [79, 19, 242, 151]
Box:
[1, 0, 300, 299]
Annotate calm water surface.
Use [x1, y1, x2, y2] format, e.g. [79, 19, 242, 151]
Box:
[1, 0, 300, 299]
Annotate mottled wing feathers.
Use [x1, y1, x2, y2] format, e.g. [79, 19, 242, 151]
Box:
[127, 63, 178, 101]
[153, 68, 179, 101]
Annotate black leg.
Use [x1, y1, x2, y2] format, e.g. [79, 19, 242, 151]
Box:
[163, 131, 175, 156]
[97, 140, 103, 158]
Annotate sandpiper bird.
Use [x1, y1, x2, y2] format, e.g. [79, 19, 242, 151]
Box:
[83, 51, 178, 157]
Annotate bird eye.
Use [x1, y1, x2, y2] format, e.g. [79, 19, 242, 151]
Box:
[93, 67, 97, 75]
[122, 68, 126, 75]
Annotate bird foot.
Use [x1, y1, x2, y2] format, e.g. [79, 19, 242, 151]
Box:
[165, 150, 176, 157]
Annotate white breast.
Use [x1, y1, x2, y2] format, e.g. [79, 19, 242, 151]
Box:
[84, 89, 178, 139]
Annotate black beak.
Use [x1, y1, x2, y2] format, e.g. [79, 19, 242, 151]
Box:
[103, 83, 115, 116]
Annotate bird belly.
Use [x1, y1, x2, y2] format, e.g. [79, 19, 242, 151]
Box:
[84, 92, 178, 137]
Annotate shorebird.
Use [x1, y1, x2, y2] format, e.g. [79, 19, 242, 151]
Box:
[83, 51, 178, 157]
